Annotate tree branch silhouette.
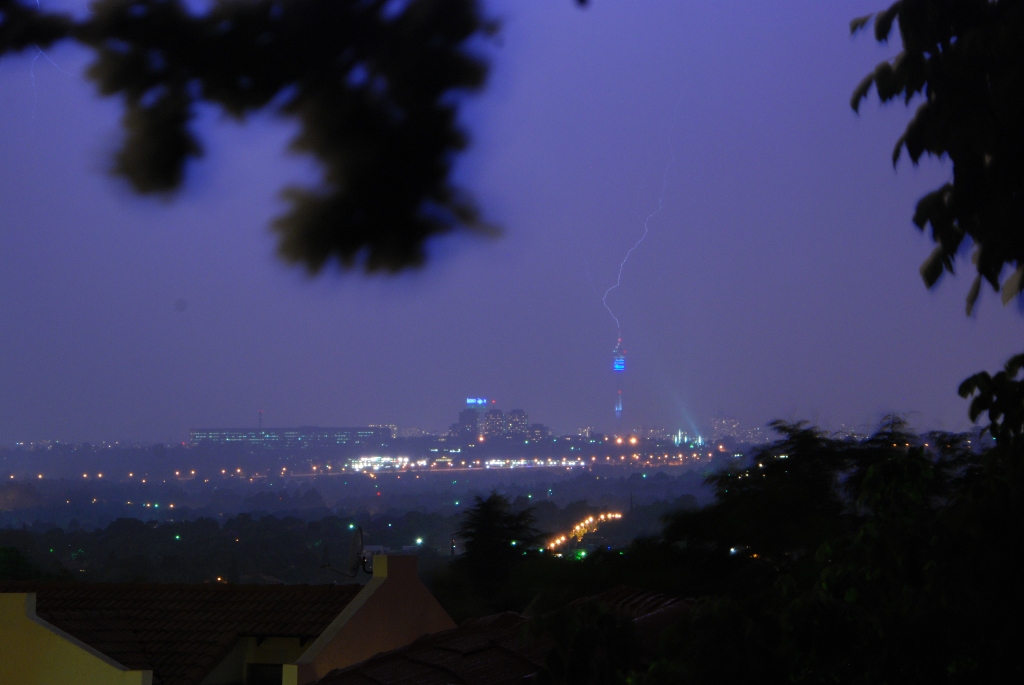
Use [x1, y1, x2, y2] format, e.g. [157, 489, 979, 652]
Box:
[852, 1, 1024, 315]
[1, 0, 495, 272]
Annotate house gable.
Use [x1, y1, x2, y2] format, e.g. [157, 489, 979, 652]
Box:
[0, 592, 152, 685]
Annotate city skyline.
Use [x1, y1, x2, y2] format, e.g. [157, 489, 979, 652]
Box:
[2, 400, 858, 447]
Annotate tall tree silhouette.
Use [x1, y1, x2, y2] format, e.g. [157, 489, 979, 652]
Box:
[456, 492, 539, 589]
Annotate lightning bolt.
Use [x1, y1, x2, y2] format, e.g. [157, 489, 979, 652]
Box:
[25, 0, 75, 118]
[30, 48, 41, 118]
[601, 138, 676, 333]
[29, 42, 75, 119]
[35, 45, 73, 76]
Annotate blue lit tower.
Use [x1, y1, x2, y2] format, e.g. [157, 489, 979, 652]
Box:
[613, 335, 625, 429]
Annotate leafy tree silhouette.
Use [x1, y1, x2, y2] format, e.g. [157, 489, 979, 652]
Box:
[853, 1, 1024, 439]
[851, 1, 1024, 314]
[0, 0, 494, 272]
[456, 491, 539, 591]
[635, 418, 1024, 684]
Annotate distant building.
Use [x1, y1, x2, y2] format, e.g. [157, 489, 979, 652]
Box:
[710, 417, 740, 441]
[0, 556, 454, 685]
[482, 409, 507, 438]
[673, 430, 702, 446]
[368, 424, 398, 439]
[632, 427, 671, 441]
[710, 417, 767, 444]
[527, 424, 551, 440]
[449, 409, 480, 439]
[508, 410, 528, 436]
[189, 426, 390, 448]
[451, 400, 548, 442]
[398, 427, 433, 438]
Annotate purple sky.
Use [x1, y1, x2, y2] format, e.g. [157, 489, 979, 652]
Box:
[1, 0, 1021, 444]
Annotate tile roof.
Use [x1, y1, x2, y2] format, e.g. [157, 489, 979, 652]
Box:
[315, 612, 544, 685]
[0, 581, 362, 685]
[314, 587, 691, 685]
[578, 587, 693, 661]
[570, 586, 689, 620]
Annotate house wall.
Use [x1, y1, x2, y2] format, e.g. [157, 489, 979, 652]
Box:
[295, 555, 456, 684]
[0, 593, 152, 685]
[200, 636, 309, 685]
[198, 637, 246, 685]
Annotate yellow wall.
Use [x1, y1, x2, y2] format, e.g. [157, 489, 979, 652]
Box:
[295, 555, 456, 684]
[0, 593, 152, 685]
[200, 636, 308, 685]
[2, 558, 451, 685]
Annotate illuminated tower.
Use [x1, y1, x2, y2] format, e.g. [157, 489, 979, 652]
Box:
[613, 335, 625, 428]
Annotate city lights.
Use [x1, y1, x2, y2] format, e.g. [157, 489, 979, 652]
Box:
[547, 512, 622, 550]
[349, 456, 409, 471]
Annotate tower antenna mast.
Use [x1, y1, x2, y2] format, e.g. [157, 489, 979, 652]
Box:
[613, 334, 626, 432]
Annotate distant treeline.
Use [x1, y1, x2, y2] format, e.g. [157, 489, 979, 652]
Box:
[0, 493, 694, 585]
[0, 467, 707, 531]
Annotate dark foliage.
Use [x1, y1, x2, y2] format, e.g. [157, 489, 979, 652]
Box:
[0, 513, 369, 583]
[632, 419, 1024, 684]
[455, 491, 540, 591]
[852, 1, 1024, 314]
[663, 422, 848, 565]
[0, 546, 59, 580]
[425, 420, 1023, 684]
[533, 600, 637, 685]
[0, 0, 494, 272]
[959, 351, 1024, 442]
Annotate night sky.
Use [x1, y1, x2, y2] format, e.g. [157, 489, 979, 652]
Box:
[1, 0, 1021, 444]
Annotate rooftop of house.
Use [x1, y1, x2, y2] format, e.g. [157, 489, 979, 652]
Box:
[314, 611, 539, 685]
[313, 587, 691, 685]
[0, 581, 363, 685]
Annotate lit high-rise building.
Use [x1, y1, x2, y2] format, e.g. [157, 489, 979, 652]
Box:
[482, 408, 507, 438]
[449, 409, 480, 438]
[508, 409, 528, 436]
